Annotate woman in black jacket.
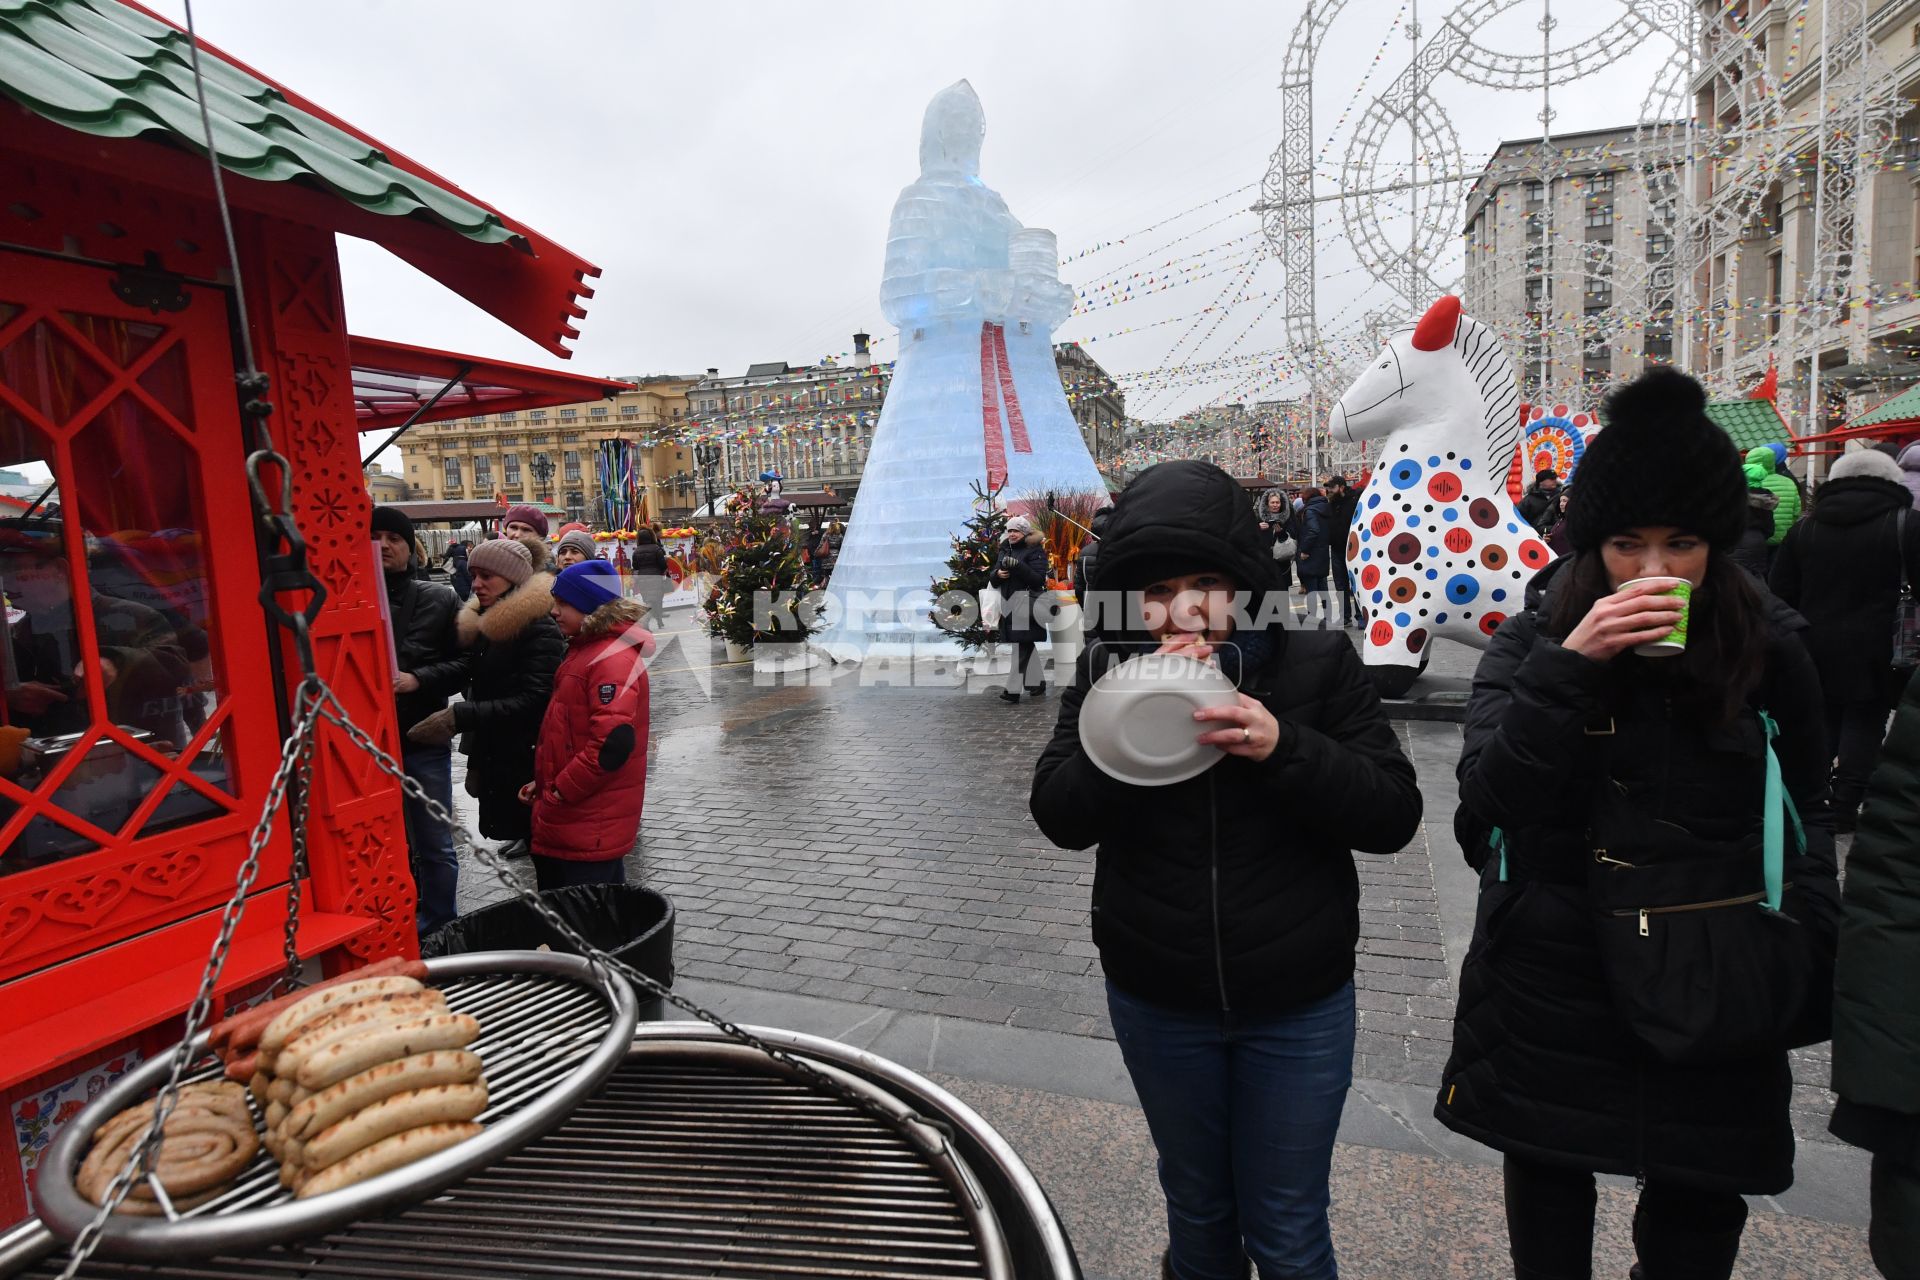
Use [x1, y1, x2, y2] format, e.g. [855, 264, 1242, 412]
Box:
[409, 537, 563, 847]
[628, 527, 671, 618]
[992, 514, 1054, 703]
[1031, 460, 1420, 1280]
[1253, 489, 1297, 592]
[1438, 369, 1839, 1280]
[1770, 447, 1920, 830]
[1292, 487, 1332, 627]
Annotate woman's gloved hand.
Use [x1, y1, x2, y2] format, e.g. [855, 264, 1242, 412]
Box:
[407, 707, 457, 746]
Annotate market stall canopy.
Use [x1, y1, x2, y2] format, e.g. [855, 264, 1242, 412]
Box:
[1701, 398, 1790, 454]
[350, 336, 631, 432]
[0, 0, 600, 356]
[1847, 382, 1920, 435]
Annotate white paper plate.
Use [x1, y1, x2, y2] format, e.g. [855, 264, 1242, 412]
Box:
[1078, 652, 1240, 787]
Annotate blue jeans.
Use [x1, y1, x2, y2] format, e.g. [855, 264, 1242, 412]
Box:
[402, 743, 459, 938]
[1107, 980, 1355, 1280]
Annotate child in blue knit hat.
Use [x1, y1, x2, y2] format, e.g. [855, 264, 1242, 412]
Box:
[518, 560, 656, 891]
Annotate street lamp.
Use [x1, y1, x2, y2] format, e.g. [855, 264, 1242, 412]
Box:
[531, 452, 554, 505]
[694, 441, 721, 518]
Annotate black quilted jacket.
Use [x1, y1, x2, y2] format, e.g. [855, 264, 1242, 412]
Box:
[1435, 558, 1839, 1194]
[1029, 461, 1422, 1014]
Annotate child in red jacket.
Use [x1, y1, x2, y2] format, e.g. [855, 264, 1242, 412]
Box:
[520, 560, 654, 892]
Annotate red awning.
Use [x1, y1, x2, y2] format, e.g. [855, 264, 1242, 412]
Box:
[350, 336, 632, 432]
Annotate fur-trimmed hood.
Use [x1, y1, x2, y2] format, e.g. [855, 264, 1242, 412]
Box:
[578, 595, 648, 640]
[458, 571, 555, 647]
[1001, 528, 1044, 548]
[519, 536, 550, 573]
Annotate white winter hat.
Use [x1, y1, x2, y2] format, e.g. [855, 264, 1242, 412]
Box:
[1829, 448, 1905, 484]
[1004, 516, 1034, 537]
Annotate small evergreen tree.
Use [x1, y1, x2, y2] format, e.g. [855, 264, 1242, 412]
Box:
[702, 484, 817, 647]
[929, 480, 1008, 651]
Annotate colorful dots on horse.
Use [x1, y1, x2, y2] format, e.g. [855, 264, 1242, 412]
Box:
[1330, 295, 1558, 696]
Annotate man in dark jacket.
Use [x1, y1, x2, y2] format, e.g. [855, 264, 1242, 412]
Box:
[1516, 467, 1560, 535]
[1324, 475, 1361, 627]
[1031, 460, 1420, 1278]
[1831, 672, 1920, 1279]
[374, 506, 467, 935]
[1770, 448, 1920, 830]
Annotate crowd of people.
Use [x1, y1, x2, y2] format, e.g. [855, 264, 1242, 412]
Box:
[373, 503, 657, 932]
[1026, 366, 1919, 1280]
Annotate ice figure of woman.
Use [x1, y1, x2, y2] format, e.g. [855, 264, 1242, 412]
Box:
[819, 81, 1105, 657]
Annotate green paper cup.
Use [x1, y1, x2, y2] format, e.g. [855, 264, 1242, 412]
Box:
[1621, 576, 1693, 657]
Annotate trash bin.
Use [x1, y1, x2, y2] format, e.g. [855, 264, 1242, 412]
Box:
[422, 884, 675, 1019]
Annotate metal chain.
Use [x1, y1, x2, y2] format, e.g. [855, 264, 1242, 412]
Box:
[57, 680, 330, 1279]
[307, 687, 960, 1159]
[277, 728, 315, 992]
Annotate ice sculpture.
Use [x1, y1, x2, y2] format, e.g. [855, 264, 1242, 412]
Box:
[816, 81, 1108, 657]
[1330, 296, 1555, 696]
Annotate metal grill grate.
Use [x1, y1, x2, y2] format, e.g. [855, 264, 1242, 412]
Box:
[15, 1044, 1011, 1279]
[31, 952, 636, 1262]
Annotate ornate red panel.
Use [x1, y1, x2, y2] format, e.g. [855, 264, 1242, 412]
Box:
[0, 250, 288, 980]
[240, 218, 413, 961]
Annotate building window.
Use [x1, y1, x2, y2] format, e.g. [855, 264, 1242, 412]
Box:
[496, 411, 516, 422]
[621, 404, 639, 417]
[1525, 181, 1544, 204]
[1585, 204, 1614, 229]
[672, 407, 682, 420]
[444, 458, 462, 489]
[590, 405, 608, 419]
[504, 455, 520, 486]
[1648, 231, 1672, 258]
[565, 450, 581, 482]
[559, 408, 577, 421]
[529, 410, 547, 421]
[1588, 172, 1614, 194]
[473, 456, 492, 487]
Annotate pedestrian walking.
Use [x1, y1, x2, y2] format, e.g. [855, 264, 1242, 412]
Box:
[555, 528, 598, 570]
[992, 514, 1052, 703]
[407, 537, 562, 853]
[1830, 669, 1920, 1280]
[1544, 487, 1575, 557]
[627, 527, 671, 617]
[1293, 486, 1333, 627]
[1516, 468, 1561, 536]
[1769, 448, 1920, 831]
[1324, 475, 1361, 627]
[1253, 489, 1297, 594]
[1744, 446, 1801, 546]
[1030, 459, 1420, 1280]
[522, 560, 654, 893]
[1729, 466, 1779, 582]
[1896, 440, 1920, 509]
[445, 540, 471, 601]
[1437, 367, 1839, 1280]
[372, 507, 465, 935]
[804, 521, 836, 587]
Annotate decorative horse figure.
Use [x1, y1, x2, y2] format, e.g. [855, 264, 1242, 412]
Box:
[1330, 295, 1556, 697]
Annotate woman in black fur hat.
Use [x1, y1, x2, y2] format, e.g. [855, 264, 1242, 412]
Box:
[1435, 367, 1839, 1280]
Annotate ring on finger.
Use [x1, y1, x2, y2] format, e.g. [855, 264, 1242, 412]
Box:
[1241, 727, 1251, 744]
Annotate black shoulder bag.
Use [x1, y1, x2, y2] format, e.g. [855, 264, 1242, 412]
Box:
[1583, 709, 1827, 1064]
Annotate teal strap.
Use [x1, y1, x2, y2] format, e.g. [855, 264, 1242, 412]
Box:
[1491, 826, 1508, 883]
[1758, 711, 1798, 912]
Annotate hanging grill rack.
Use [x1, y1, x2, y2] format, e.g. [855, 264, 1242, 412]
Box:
[31, 951, 637, 1260]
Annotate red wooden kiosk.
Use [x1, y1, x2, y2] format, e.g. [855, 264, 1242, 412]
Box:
[0, 0, 627, 1223]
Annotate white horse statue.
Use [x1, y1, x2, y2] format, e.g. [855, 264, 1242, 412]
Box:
[1330, 295, 1556, 696]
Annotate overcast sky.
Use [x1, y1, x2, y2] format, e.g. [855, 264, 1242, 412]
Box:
[150, 1, 1678, 425]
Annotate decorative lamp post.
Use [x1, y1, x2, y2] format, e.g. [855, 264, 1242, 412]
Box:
[531, 451, 554, 506]
[694, 441, 721, 518]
